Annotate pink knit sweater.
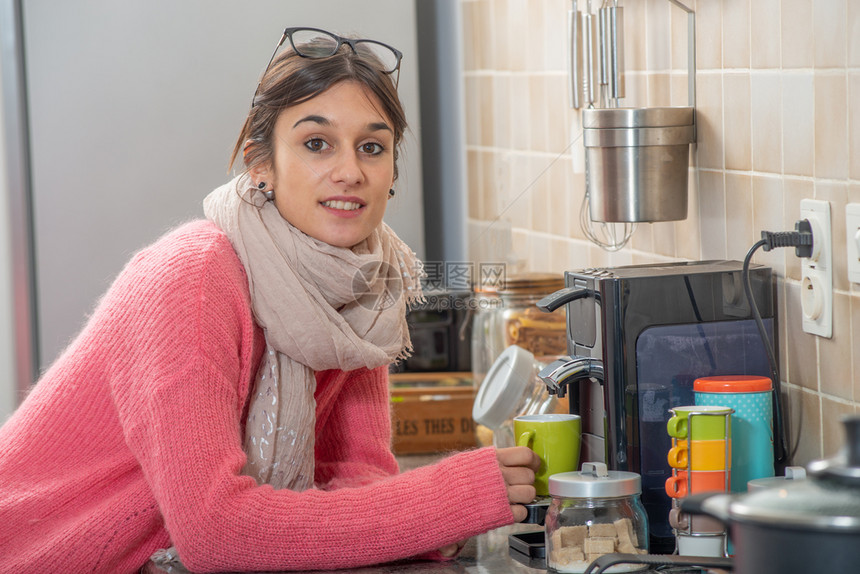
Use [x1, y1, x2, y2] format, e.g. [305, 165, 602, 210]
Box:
[0, 221, 514, 573]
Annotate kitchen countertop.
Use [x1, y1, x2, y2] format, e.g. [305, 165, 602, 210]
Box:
[143, 455, 728, 574]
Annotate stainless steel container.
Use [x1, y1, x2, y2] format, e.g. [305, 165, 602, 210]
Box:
[583, 106, 696, 223]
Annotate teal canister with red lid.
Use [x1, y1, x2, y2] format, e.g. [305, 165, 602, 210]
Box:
[694, 375, 774, 493]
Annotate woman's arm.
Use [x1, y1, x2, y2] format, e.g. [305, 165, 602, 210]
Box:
[313, 366, 399, 490]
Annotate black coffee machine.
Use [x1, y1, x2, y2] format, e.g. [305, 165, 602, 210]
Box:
[536, 260, 777, 554]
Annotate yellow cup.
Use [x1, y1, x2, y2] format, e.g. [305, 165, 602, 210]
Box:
[514, 414, 581, 497]
[667, 439, 732, 471]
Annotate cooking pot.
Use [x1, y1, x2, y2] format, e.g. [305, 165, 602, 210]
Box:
[681, 415, 860, 574]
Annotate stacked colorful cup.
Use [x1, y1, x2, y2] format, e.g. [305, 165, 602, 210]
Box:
[664, 405, 733, 557]
[664, 406, 733, 498]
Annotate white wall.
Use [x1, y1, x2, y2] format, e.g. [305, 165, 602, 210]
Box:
[20, 0, 424, 372]
[0, 43, 18, 420]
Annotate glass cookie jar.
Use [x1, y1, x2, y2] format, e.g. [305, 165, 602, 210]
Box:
[545, 463, 649, 573]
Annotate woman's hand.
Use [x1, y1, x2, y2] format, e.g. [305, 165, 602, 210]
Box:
[496, 446, 540, 522]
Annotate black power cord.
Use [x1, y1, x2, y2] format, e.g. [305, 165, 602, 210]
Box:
[742, 219, 814, 465]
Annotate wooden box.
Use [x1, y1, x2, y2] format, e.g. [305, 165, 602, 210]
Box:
[389, 372, 477, 455]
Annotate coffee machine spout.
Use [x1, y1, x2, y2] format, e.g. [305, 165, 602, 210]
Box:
[538, 357, 604, 398]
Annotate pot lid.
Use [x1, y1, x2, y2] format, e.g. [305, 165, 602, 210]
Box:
[729, 416, 860, 532]
[548, 462, 641, 498]
[728, 478, 860, 531]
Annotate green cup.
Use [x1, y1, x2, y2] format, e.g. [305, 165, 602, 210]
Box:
[666, 405, 733, 440]
[514, 413, 581, 497]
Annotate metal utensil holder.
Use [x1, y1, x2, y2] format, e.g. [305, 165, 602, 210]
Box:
[670, 409, 733, 538]
[572, 0, 698, 224]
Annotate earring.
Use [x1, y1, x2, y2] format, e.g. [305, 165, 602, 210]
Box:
[258, 181, 275, 201]
[388, 188, 395, 199]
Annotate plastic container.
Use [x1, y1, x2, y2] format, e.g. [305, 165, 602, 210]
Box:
[472, 345, 562, 448]
[545, 463, 649, 573]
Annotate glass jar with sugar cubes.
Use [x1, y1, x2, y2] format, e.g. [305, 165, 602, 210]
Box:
[545, 462, 649, 573]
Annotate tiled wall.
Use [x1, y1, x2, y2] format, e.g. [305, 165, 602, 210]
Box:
[461, 0, 860, 465]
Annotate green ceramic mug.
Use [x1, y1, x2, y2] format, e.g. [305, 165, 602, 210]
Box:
[514, 413, 582, 497]
[666, 405, 733, 441]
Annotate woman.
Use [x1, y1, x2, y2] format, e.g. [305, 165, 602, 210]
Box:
[0, 27, 539, 573]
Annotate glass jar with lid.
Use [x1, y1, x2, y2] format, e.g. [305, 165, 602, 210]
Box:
[545, 463, 649, 573]
[471, 273, 568, 446]
[471, 345, 564, 448]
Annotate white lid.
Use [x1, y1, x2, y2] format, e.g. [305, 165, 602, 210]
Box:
[472, 345, 535, 428]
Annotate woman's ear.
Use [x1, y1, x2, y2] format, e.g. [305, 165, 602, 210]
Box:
[245, 141, 273, 185]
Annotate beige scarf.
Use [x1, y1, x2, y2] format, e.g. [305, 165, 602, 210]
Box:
[203, 174, 423, 491]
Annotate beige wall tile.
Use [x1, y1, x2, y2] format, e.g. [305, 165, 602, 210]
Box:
[510, 75, 531, 151]
[781, 0, 814, 69]
[547, 156, 572, 238]
[647, 73, 671, 107]
[850, 73, 860, 181]
[476, 75, 496, 148]
[782, 178, 815, 282]
[777, 276, 788, 384]
[695, 0, 722, 71]
[821, 397, 856, 458]
[492, 0, 511, 71]
[467, 150, 482, 219]
[645, 0, 671, 72]
[527, 233, 553, 273]
[622, 0, 647, 73]
[698, 170, 727, 260]
[630, 221, 654, 253]
[508, 153, 533, 229]
[675, 168, 702, 261]
[814, 73, 848, 180]
[524, 0, 546, 73]
[813, 0, 846, 69]
[725, 172, 754, 259]
[546, 75, 570, 154]
[464, 75, 480, 147]
[529, 156, 551, 234]
[722, 0, 750, 69]
[724, 73, 752, 171]
[480, 150, 499, 220]
[816, 182, 849, 292]
[543, 0, 567, 72]
[819, 291, 852, 401]
[652, 221, 676, 258]
[670, 0, 693, 73]
[785, 281, 820, 389]
[781, 73, 815, 178]
[850, 0, 860, 68]
[569, 170, 587, 241]
[750, 73, 782, 174]
[695, 72, 724, 170]
[751, 0, 781, 69]
[461, 2, 479, 72]
[786, 386, 822, 465]
[492, 75, 511, 148]
[752, 175, 786, 277]
[528, 75, 549, 152]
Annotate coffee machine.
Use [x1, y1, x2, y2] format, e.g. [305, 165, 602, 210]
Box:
[536, 260, 777, 553]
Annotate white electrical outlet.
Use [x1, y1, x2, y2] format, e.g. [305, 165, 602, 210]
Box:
[847, 204, 860, 284]
[800, 199, 832, 338]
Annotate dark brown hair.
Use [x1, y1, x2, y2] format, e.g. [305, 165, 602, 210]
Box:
[230, 43, 407, 180]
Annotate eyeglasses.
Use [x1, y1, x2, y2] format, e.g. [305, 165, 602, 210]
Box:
[252, 27, 403, 107]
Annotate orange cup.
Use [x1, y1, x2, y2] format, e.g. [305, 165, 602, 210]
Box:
[667, 439, 732, 471]
[665, 470, 730, 499]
